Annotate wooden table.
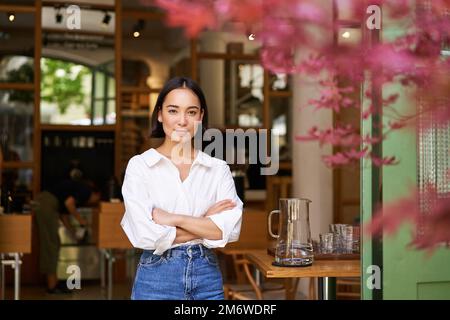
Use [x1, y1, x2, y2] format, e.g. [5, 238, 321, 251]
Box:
[92, 202, 132, 250]
[246, 250, 360, 300]
[92, 202, 133, 300]
[0, 214, 32, 300]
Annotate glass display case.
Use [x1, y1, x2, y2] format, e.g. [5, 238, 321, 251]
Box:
[57, 208, 100, 280]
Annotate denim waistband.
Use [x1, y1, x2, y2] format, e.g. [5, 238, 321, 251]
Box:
[169, 244, 209, 258]
[144, 244, 211, 259]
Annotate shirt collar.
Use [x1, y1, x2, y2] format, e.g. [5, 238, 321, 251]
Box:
[142, 148, 213, 168]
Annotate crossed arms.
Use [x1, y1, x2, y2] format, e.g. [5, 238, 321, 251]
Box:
[151, 199, 236, 244]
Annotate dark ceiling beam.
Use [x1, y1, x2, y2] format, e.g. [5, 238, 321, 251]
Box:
[42, 1, 114, 11]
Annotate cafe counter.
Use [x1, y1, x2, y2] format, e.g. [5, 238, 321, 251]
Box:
[0, 213, 32, 300]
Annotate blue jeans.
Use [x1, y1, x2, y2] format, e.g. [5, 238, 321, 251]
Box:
[131, 244, 224, 300]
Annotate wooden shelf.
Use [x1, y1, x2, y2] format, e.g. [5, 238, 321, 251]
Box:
[1, 162, 34, 169]
[42, 27, 114, 38]
[41, 124, 116, 132]
[121, 109, 150, 117]
[0, 4, 36, 13]
[0, 83, 34, 91]
[268, 90, 292, 98]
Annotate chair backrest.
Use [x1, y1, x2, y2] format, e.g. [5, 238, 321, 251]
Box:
[226, 208, 270, 250]
[266, 176, 293, 212]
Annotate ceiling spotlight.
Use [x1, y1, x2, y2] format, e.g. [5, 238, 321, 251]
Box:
[7, 12, 15, 22]
[342, 31, 351, 39]
[102, 11, 111, 26]
[132, 19, 145, 38]
[55, 7, 63, 24]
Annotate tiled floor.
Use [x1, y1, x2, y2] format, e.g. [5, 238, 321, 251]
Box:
[3, 281, 134, 300]
[0, 279, 307, 300]
[3, 280, 309, 300]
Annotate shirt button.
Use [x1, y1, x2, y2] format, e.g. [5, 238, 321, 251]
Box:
[188, 249, 192, 254]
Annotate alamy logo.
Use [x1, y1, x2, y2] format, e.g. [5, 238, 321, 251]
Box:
[366, 5, 381, 30]
[66, 265, 81, 290]
[168, 122, 280, 175]
[66, 5, 81, 30]
[366, 265, 381, 290]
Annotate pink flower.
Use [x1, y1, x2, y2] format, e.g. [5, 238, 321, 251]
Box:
[362, 134, 382, 145]
[388, 121, 407, 130]
[367, 44, 417, 75]
[306, 80, 359, 112]
[366, 185, 450, 252]
[321, 148, 368, 167]
[322, 153, 351, 167]
[366, 192, 419, 236]
[345, 147, 369, 160]
[362, 105, 375, 120]
[295, 124, 361, 147]
[383, 94, 399, 106]
[155, 0, 218, 37]
[371, 155, 399, 166]
[221, 0, 268, 24]
[293, 2, 326, 23]
[150, 0, 450, 254]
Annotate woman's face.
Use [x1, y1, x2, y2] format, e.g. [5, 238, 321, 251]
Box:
[158, 88, 204, 143]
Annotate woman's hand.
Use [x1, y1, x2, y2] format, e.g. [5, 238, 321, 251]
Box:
[204, 199, 236, 217]
[152, 208, 179, 226]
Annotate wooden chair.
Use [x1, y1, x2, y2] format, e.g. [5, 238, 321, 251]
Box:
[224, 254, 318, 300]
[219, 208, 288, 299]
[336, 277, 361, 300]
[223, 255, 287, 300]
[266, 176, 293, 212]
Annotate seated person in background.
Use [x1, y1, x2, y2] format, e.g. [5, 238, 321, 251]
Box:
[33, 179, 101, 294]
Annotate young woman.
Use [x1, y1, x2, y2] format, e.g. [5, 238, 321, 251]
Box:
[120, 77, 243, 300]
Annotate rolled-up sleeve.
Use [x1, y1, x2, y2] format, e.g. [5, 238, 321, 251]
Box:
[203, 164, 243, 248]
[120, 156, 176, 255]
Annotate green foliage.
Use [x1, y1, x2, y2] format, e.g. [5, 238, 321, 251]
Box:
[5, 63, 34, 104]
[40, 58, 90, 114]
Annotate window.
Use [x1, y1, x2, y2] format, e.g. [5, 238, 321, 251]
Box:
[40, 58, 115, 125]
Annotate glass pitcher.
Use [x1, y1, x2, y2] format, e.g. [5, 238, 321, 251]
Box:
[268, 198, 313, 267]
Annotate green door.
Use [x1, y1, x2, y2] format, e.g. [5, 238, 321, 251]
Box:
[362, 88, 450, 299]
[361, 35, 450, 299]
[387, 95, 449, 299]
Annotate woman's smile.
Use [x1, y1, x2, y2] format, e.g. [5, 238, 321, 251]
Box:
[158, 88, 204, 143]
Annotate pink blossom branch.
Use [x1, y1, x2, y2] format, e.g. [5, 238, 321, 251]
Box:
[147, 0, 450, 251]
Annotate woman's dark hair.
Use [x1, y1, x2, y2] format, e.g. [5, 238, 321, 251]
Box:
[150, 76, 208, 138]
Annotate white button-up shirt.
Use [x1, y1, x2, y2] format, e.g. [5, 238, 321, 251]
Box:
[120, 148, 243, 255]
